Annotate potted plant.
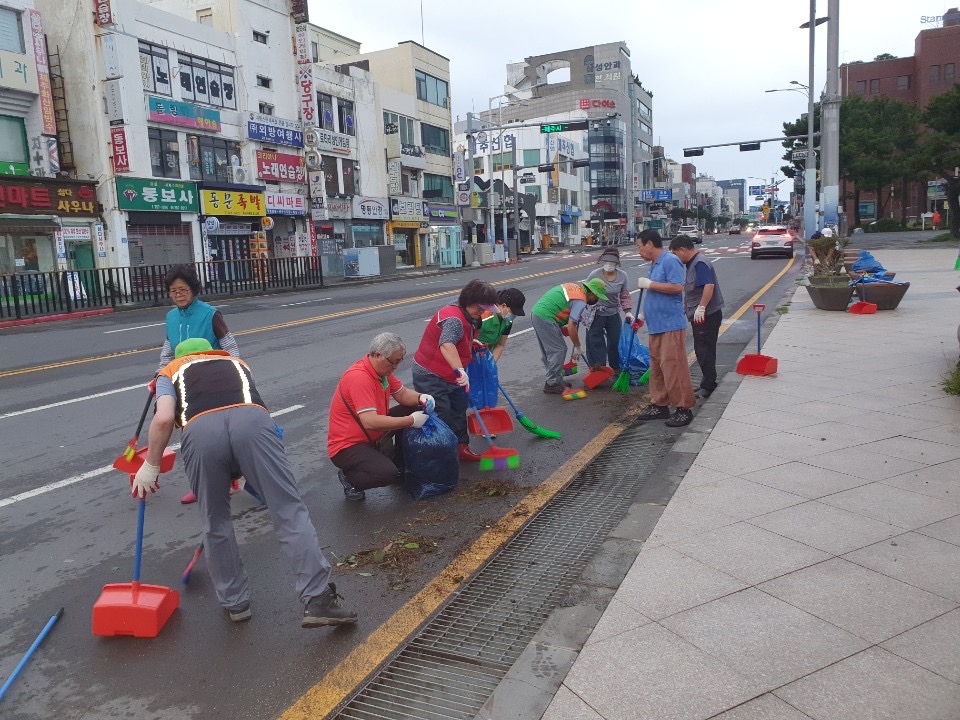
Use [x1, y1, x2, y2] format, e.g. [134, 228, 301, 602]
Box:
[804, 235, 855, 310]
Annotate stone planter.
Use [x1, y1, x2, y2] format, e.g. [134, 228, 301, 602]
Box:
[855, 281, 910, 310]
[808, 274, 851, 286]
[805, 281, 855, 310]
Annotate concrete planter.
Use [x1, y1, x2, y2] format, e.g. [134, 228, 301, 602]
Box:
[805, 282, 855, 310]
[855, 281, 910, 310]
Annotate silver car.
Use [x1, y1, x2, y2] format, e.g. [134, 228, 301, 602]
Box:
[750, 225, 794, 259]
[676, 225, 702, 243]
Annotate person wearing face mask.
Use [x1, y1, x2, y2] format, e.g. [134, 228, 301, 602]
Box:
[584, 248, 634, 373]
[477, 287, 526, 362]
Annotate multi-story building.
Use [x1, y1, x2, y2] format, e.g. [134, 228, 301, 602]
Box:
[839, 11, 960, 223]
[0, 0, 99, 277]
[480, 42, 654, 235]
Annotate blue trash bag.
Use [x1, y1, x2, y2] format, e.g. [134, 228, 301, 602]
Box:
[618, 322, 651, 386]
[403, 414, 459, 500]
[852, 251, 886, 274]
[467, 348, 499, 408]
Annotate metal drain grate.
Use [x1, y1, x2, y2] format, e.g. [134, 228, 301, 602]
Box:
[336, 429, 670, 720]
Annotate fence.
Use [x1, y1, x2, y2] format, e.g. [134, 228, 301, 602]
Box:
[0, 257, 324, 321]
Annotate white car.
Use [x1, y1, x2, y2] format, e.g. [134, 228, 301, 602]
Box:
[676, 225, 703, 243]
[750, 225, 794, 259]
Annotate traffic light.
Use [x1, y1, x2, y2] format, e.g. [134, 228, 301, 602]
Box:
[539, 121, 589, 133]
[683, 148, 704, 157]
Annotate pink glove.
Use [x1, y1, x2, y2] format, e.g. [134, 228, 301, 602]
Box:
[454, 368, 470, 393]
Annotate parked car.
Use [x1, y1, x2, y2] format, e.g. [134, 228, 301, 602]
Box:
[676, 225, 703, 243]
[728, 225, 741, 235]
[750, 225, 794, 259]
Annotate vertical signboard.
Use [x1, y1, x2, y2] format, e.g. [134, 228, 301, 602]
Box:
[27, 10, 56, 135]
[295, 25, 315, 126]
[93, 0, 114, 26]
[110, 127, 130, 173]
[453, 150, 466, 183]
[95, 223, 107, 257]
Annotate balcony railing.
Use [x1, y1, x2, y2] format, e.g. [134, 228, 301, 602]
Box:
[0, 257, 324, 322]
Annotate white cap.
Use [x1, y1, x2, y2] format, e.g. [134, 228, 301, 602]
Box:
[821, 227, 834, 237]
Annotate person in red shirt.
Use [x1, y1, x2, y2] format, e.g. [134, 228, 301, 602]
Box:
[412, 279, 499, 462]
[328, 332, 433, 501]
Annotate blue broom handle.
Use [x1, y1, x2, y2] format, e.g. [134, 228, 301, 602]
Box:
[134, 498, 145, 583]
[756, 310, 762, 355]
[0, 608, 63, 702]
[497, 383, 522, 416]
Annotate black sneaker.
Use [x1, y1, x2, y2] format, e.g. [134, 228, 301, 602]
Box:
[543, 382, 566, 395]
[302, 583, 358, 628]
[665, 408, 694, 427]
[225, 602, 252, 623]
[338, 470, 365, 501]
[638, 404, 670, 420]
[696, 387, 714, 399]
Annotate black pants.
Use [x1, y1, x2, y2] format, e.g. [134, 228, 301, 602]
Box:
[330, 406, 415, 490]
[412, 369, 468, 445]
[692, 309, 722, 392]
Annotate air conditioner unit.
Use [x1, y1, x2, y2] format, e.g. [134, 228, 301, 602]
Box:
[304, 128, 321, 147]
[229, 165, 250, 184]
[304, 150, 322, 170]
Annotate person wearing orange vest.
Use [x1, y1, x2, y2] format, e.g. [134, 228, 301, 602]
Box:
[530, 279, 608, 394]
[412, 279, 499, 461]
[132, 338, 357, 628]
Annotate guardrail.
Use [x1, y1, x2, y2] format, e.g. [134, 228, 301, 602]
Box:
[0, 257, 324, 321]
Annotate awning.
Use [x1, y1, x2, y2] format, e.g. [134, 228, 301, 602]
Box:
[560, 213, 573, 224]
[0, 214, 62, 233]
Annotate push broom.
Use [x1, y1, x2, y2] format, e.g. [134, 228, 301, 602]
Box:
[613, 290, 643, 394]
[498, 383, 561, 439]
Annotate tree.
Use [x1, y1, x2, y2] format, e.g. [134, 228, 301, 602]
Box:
[779, 103, 821, 184]
[917, 84, 960, 238]
[873, 53, 897, 61]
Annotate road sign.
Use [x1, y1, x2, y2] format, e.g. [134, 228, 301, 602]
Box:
[519, 173, 536, 184]
[539, 120, 589, 133]
[748, 185, 763, 196]
[792, 150, 816, 161]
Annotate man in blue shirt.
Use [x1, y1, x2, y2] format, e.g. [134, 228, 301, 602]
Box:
[635, 230, 695, 426]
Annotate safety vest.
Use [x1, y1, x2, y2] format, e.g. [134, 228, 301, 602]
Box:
[413, 304, 473, 383]
[532, 283, 587, 326]
[158, 351, 267, 428]
[165, 298, 221, 351]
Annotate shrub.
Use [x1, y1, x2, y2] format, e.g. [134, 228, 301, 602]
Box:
[865, 218, 903, 233]
[943, 366, 960, 396]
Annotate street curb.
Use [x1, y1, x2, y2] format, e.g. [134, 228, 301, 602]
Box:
[0, 307, 114, 330]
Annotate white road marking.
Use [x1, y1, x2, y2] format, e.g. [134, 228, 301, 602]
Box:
[280, 297, 332, 307]
[0, 384, 148, 421]
[0, 405, 305, 509]
[104, 323, 165, 334]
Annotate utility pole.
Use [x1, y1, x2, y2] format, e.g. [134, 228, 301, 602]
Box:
[802, 0, 818, 240]
[821, 0, 840, 230]
[465, 112, 480, 267]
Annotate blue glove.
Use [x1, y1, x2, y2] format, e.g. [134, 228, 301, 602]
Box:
[419, 393, 436, 414]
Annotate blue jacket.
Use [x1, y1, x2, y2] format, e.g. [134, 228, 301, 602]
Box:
[165, 298, 220, 351]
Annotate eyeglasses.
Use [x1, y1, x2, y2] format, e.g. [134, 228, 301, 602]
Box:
[168, 287, 191, 296]
[381, 354, 404, 367]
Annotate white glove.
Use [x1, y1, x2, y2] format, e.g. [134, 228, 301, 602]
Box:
[454, 368, 470, 392]
[419, 393, 435, 413]
[410, 411, 428, 429]
[570, 346, 582, 364]
[624, 312, 634, 325]
[131, 460, 160, 500]
[637, 277, 652, 290]
[693, 305, 706, 324]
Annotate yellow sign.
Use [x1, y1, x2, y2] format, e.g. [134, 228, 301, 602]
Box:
[200, 189, 265, 216]
[389, 221, 422, 229]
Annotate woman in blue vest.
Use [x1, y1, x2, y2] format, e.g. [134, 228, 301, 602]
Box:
[158, 264, 239, 503]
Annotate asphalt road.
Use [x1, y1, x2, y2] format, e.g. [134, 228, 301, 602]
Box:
[0, 237, 802, 719]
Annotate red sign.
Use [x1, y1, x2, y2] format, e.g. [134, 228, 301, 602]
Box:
[110, 127, 130, 174]
[0, 178, 98, 216]
[579, 99, 617, 110]
[28, 11, 56, 135]
[93, 0, 113, 25]
[256, 150, 306, 183]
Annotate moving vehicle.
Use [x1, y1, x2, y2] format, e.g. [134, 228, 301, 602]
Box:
[750, 225, 794, 259]
[676, 225, 702, 243]
[728, 225, 741, 235]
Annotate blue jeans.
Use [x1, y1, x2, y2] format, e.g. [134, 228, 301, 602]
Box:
[586, 312, 623, 370]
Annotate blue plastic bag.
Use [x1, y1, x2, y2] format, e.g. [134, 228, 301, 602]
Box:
[618, 322, 651, 386]
[466, 348, 499, 409]
[402, 414, 459, 500]
[852, 251, 886, 274]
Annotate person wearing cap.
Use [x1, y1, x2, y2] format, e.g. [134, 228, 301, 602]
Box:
[477, 287, 526, 362]
[530, 279, 608, 394]
[635, 230, 695, 427]
[412, 279, 499, 462]
[584, 248, 634, 372]
[327, 332, 432, 501]
[132, 338, 358, 628]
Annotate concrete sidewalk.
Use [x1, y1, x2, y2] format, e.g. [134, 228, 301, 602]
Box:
[543, 248, 960, 720]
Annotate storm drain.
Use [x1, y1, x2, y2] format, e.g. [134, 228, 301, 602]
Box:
[335, 428, 670, 720]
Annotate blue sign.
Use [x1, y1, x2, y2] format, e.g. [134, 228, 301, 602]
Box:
[748, 185, 763, 196]
[246, 120, 304, 148]
[641, 189, 672, 202]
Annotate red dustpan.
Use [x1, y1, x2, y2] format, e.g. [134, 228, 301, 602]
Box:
[736, 304, 778, 377]
[849, 283, 877, 314]
[583, 366, 616, 389]
[93, 465, 179, 638]
[467, 406, 514, 435]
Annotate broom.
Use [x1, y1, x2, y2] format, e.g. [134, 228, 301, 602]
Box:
[612, 290, 643, 394]
[498, 383, 561, 439]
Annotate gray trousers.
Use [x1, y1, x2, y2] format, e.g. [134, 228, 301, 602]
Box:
[180, 405, 331, 611]
[532, 314, 568, 386]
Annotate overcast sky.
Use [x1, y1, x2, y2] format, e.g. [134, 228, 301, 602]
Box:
[311, 0, 946, 186]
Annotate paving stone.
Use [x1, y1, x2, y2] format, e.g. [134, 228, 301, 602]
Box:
[855, 437, 960, 465]
[730, 431, 851, 461]
[843, 532, 960, 603]
[915, 514, 960, 547]
[739, 461, 871, 499]
[675, 476, 804, 521]
[882, 608, 960, 684]
[748, 501, 902, 555]
[882, 459, 960, 507]
[804, 448, 926, 481]
[711, 693, 813, 720]
[583, 598, 651, 646]
[819, 482, 956, 530]
[644, 496, 739, 547]
[690, 444, 787, 476]
[541, 686, 604, 720]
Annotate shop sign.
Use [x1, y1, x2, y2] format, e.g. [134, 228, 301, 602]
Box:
[314, 129, 352, 155]
[200, 189, 265, 216]
[27, 11, 56, 135]
[61, 226, 92, 241]
[110, 127, 131, 173]
[0, 178, 98, 216]
[2, 163, 29, 177]
[206, 221, 253, 236]
[256, 150, 306, 183]
[148, 96, 221, 132]
[390, 197, 425, 222]
[95, 223, 106, 257]
[327, 198, 352, 219]
[265, 192, 305, 215]
[579, 98, 617, 110]
[295, 26, 316, 125]
[117, 177, 198, 212]
[428, 206, 458, 221]
[104, 79, 125, 126]
[55, 229, 65, 260]
[93, 0, 114, 25]
[0, 49, 40, 94]
[290, 0, 309, 23]
[475, 134, 513, 155]
[387, 159, 402, 195]
[352, 195, 389, 220]
[247, 113, 303, 148]
[453, 151, 466, 182]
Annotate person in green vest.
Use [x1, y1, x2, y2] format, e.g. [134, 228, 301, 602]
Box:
[476, 287, 526, 361]
[530, 279, 608, 394]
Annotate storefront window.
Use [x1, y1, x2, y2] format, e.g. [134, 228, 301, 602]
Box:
[0, 234, 56, 274]
[352, 223, 383, 248]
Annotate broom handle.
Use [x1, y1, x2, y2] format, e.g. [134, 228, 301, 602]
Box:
[132, 392, 153, 441]
[133, 499, 145, 583]
[756, 310, 762, 355]
[0, 608, 63, 702]
[466, 392, 495, 446]
[497, 383, 523, 417]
